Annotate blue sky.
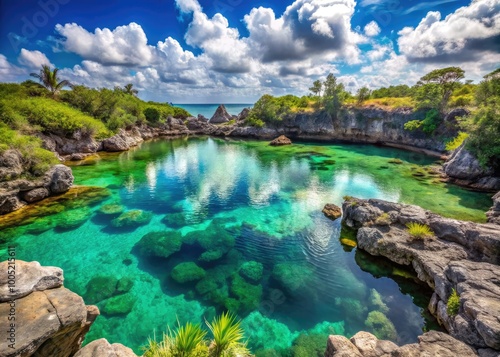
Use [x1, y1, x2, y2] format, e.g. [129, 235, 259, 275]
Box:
[0, 0, 499, 103]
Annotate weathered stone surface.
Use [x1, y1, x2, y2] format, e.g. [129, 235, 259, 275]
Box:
[487, 192, 500, 225]
[0, 260, 99, 357]
[74, 338, 139, 357]
[210, 104, 232, 124]
[0, 260, 63, 302]
[322, 203, 342, 220]
[0, 193, 24, 214]
[102, 132, 129, 152]
[47, 164, 74, 194]
[392, 331, 478, 357]
[22, 188, 50, 203]
[0, 149, 24, 182]
[325, 335, 363, 357]
[270, 135, 292, 146]
[342, 197, 500, 352]
[350, 331, 398, 357]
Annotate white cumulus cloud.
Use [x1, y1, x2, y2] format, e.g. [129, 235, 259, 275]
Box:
[364, 21, 381, 37]
[18, 49, 53, 68]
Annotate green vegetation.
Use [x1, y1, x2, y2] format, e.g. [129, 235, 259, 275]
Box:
[445, 132, 468, 152]
[356, 86, 371, 105]
[446, 288, 460, 317]
[406, 222, 434, 240]
[246, 94, 310, 127]
[207, 312, 251, 357]
[171, 262, 206, 284]
[30, 65, 70, 97]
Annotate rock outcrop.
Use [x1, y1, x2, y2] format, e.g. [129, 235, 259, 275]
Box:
[443, 145, 500, 191]
[322, 203, 342, 220]
[74, 338, 138, 357]
[0, 260, 99, 357]
[325, 331, 478, 357]
[487, 192, 500, 225]
[210, 104, 233, 124]
[341, 197, 500, 353]
[269, 135, 292, 146]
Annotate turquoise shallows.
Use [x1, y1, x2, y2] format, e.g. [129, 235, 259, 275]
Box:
[0, 137, 491, 355]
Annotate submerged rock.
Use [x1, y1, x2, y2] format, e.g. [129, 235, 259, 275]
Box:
[100, 293, 136, 316]
[111, 210, 152, 228]
[171, 262, 206, 283]
[239, 261, 264, 283]
[272, 263, 313, 293]
[210, 104, 232, 124]
[98, 203, 125, 216]
[322, 203, 342, 220]
[270, 135, 292, 146]
[134, 231, 183, 259]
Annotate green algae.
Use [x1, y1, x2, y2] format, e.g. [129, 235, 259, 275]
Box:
[272, 263, 314, 293]
[365, 311, 398, 341]
[134, 231, 183, 259]
[101, 293, 136, 316]
[111, 210, 152, 228]
[171, 262, 206, 283]
[239, 261, 264, 283]
[98, 203, 125, 216]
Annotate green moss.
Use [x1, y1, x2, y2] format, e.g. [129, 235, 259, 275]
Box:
[116, 277, 134, 293]
[184, 219, 237, 261]
[84, 276, 119, 304]
[388, 158, 403, 165]
[364, 311, 397, 340]
[162, 212, 188, 229]
[290, 333, 328, 357]
[272, 263, 313, 293]
[98, 203, 125, 216]
[446, 288, 460, 316]
[230, 274, 262, 314]
[374, 213, 391, 226]
[171, 262, 206, 284]
[55, 207, 92, 231]
[239, 261, 264, 283]
[111, 210, 152, 228]
[242, 311, 298, 352]
[406, 222, 434, 240]
[101, 293, 136, 316]
[134, 231, 183, 259]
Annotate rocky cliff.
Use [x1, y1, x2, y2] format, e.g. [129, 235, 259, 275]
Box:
[339, 197, 500, 356]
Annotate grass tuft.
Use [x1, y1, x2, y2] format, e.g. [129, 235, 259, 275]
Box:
[406, 222, 434, 240]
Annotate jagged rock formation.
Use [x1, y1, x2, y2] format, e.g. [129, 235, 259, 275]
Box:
[325, 331, 478, 357]
[487, 192, 500, 224]
[341, 197, 500, 354]
[322, 203, 342, 220]
[0, 162, 73, 215]
[210, 104, 233, 124]
[269, 135, 292, 146]
[0, 261, 98, 357]
[443, 144, 500, 191]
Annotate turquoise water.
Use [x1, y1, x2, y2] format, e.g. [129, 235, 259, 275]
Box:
[175, 104, 253, 118]
[0, 137, 492, 355]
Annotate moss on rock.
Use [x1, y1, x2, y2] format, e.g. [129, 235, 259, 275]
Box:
[161, 212, 188, 229]
[272, 263, 313, 293]
[365, 310, 397, 340]
[134, 231, 183, 259]
[98, 203, 125, 216]
[171, 262, 206, 283]
[239, 261, 264, 283]
[230, 274, 262, 314]
[101, 293, 136, 316]
[111, 209, 152, 228]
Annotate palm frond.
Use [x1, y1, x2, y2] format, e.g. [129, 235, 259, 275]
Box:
[206, 312, 246, 356]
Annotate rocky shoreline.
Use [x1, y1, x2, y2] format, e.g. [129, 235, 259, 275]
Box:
[1, 104, 499, 215]
[324, 197, 500, 357]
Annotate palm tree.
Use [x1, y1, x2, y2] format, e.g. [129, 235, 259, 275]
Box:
[123, 83, 138, 96]
[30, 65, 70, 97]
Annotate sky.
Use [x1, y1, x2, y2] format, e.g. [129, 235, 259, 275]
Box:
[0, 0, 499, 103]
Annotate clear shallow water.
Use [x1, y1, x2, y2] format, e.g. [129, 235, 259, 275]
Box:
[0, 138, 492, 355]
[175, 104, 252, 118]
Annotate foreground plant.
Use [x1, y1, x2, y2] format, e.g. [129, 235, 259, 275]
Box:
[406, 222, 434, 240]
[143, 313, 252, 357]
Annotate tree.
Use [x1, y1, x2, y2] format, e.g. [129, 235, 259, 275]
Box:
[309, 80, 323, 108]
[123, 83, 138, 96]
[356, 86, 371, 105]
[418, 67, 465, 114]
[30, 65, 70, 98]
[323, 73, 348, 118]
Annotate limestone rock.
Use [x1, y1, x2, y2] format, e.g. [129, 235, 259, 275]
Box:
[325, 335, 363, 357]
[210, 105, 232, 124]
[0, 150, 24, 182]
[102, 132, 129, 152]
[487, 192, 500, 225]
[322, 203, 342, 220]
[22, 188, 50, 203]
[47, 164, 74, 194]
[350, 331, 398, 357]
[270, 135, 292, 146]
[0, 261, 63, 302]
[74, 338, 138, 357]
[392, 331, 477, 357]
[0, 193, 24, 214]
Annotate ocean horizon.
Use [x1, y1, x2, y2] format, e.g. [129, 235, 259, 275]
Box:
[175, 103, 253, 118]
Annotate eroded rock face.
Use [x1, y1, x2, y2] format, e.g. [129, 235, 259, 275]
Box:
[0, 260, 98, 357]
[342, 197, 500, 352]
[210, 104, 232, 124]
[48, 164, 74, 194]
[74, 338, 138, 357]
[22, 188, 49, 203]
[0, 150, 24, 182]
[487, 192, 500, 225]
[322, 203, 342, 220]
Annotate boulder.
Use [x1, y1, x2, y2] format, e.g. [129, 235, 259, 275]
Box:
[322, 203, 342, 220]
[0, 193, 24, 214]
[22, 188, 50, 203]
[325, 335, 363, 357]
[47, 164, 74, 194]
[393, 331, 478, 357]
[210, 105, 232, 124]
[0, 260, 63, 302]
[74, 338, 138, 357]
[486, 192, 500, 225]
[270, 135, 292, 146]
[0, 150, 23, 182]
[101, 133, 129, 152]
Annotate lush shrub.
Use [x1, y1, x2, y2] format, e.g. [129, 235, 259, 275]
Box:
[445, 132, 468, 151]
[144, 107, 161, 123]
[406, 222, 434, 240]
[246, 94, 312, 127]
[446, 288, 460, 316]
[403, 109, 441, 135]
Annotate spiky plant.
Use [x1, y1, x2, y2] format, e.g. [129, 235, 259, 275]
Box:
[172, 321, 207, 357]
[406, 222, 434, 240]
[143, 331, 172, 357]
[30, 65, 70, 97]
[206, 312, 250, 357]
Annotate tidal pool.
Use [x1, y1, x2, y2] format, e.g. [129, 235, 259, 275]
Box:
[0, 137, 492, 355]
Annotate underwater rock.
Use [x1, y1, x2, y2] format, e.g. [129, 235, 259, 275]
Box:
[239, 261, 264, 283]
[270, 135, 292, 146]
[98, 203, 125, 216]
[83, 276, 132, 304]
[101, 293, 136, 316]
[271, 263, 313, 293]
[116, 277, 134, 294]
[56, 207, 92, 230]
[242, 311, 299, 352]
[323, 203, 342, 220]
[111, 210, 152, 228]
[230, 274, 263, 314]
[364, 311, 397, 341]
[74, 338, 138, 357]
[134, 231, 183, 259]
[171, 262, 206, 283]
[291, 333, 331, 357]
[162, 212, 188, 229]
[368, 289, 389, 315]
[185, 219, 237, 262]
